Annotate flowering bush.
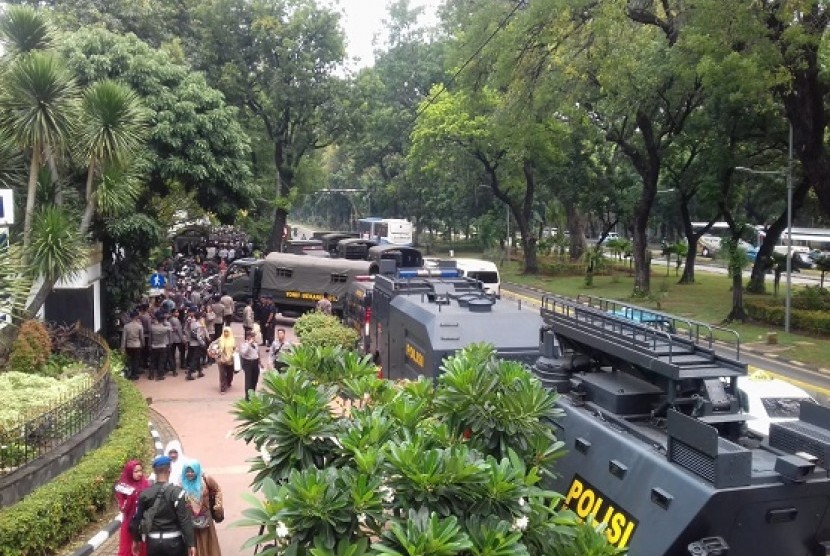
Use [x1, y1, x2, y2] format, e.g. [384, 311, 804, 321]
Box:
[234, 344, 620, 556]
[7, 319, 53, 375]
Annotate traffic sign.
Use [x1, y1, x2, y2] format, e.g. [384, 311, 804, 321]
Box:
[0, 189, 13, 226]
[149, 273, 167, 289]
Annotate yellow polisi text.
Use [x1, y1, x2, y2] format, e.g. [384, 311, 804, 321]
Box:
[564, 475, 637, 549]
[405, 342, 425, 368]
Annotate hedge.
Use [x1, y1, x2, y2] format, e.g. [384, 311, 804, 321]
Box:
[745, 298, 830, 335]
[0, 373, 152, 556]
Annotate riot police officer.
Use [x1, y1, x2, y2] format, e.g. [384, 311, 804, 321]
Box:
[131, 455, 196, 556]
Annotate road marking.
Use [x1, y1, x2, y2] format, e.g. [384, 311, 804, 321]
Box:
[749, 365, 830, 399]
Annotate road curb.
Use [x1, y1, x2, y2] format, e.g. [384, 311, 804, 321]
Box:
[67, 419, 166, 556]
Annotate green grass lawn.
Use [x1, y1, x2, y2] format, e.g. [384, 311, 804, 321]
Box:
[484, 255, 830, 369]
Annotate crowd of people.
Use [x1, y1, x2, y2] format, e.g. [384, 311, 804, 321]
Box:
[120, 285, 294, 398]
[115, 441, 223, 556]
[177, 225, 255, 263]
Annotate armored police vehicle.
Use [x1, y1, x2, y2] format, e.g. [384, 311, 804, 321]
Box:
[370, 269, 541, 380]
[535, 294, 830, 555]
[365, 272, 830, 554]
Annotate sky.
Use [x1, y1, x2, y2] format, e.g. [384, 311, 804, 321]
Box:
[333, 0, 442, 69]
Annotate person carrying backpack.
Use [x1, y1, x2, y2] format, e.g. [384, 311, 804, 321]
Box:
[130, 455, 196, 556]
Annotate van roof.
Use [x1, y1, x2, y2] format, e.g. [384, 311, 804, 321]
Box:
[452, 258, 499, 269]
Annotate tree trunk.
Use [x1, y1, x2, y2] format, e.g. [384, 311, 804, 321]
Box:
[632, 193, 655, 295]
[726, 270, 746, 322]
[267, 144, 294, 253]
[566, 202, 587, 261]
[22, 145, 40, 263]
[519, 161, 539, 273]
[747, 179, 810, 293]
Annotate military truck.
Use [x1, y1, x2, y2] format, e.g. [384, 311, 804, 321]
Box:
[221, 252, 374, 317]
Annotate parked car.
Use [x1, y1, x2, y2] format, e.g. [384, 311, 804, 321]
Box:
[598, 232, 620, 245]
[735, 372, 816, 438]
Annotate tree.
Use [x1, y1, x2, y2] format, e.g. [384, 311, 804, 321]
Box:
[192, 0, 347, 250]
[0, 49, 78, 262]
[58, 28, 254, 222]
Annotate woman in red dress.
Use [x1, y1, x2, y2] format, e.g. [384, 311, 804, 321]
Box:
[114, 459, 149, 556]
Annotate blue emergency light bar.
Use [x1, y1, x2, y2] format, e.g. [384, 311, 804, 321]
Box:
[397, 268, 461, 279]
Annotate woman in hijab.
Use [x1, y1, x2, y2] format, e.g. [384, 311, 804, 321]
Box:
[114, 460, 149, 556]
[181, 461, 223, 556]
[164, 440, 190, 486]
[216, 326, 236, 394]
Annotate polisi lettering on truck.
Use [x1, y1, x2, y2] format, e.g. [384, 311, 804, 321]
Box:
[284, 291, 338, 302]
[564, 474, 637, 549]
[405, 342, 425, 368]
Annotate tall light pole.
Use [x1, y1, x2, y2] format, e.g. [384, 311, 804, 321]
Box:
[735, 123, 794, 333]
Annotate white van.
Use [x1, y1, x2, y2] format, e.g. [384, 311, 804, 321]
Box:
[735, 371, 816, 438]
[453, 258, 501, 297]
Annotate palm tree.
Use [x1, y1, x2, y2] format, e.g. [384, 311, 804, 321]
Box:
[76, 80, 148, 236]
[0, 51, 79, 261]
[0, 5, 53, 58]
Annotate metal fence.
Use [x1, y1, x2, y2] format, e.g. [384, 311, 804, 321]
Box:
[0, 328, 111, 477]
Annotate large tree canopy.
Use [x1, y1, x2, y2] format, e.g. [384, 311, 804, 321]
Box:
[58, 27, 254, 221]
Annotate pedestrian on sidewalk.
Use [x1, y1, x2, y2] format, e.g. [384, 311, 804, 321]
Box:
[168, 309, 186, 372]
[150, 312, 171, 381]
[239, 330, 262, 401]
[220, 292, 234, 327]
[186, 312, 208, 381]
[114, 460, 149, 556]
[216, 327, 236, 393]
[269, 328, 293, 372]
[210, 297, 224, 341]
[165, 440, 191, 487]
[242, 300, 254, 336]
[316, 291, 332, 315]
[131, 456, 196, 556]
[181, 461, 223, 556]
[121, 311, 144, 380]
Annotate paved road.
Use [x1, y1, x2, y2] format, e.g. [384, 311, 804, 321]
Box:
[134, 323, 295, 554]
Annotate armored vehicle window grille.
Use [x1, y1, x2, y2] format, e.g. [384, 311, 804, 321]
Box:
[769, 424, 830, 468]
[669, 440, 715, 483]
[276, 267, 292, 278]
[782, 422, 830, 443]
[331, 273, 348, 283]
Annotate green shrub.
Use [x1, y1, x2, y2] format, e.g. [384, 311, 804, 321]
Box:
[294, 311, 359, 349]
[7, 320, 53, 375]
[745, 296, 830, 335]
[0, 370, 152, 556]
[792, 286, 830, 311]
[235, 343, 614, 556]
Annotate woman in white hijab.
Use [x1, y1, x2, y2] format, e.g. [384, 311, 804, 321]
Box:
[164, 440, 191, 486]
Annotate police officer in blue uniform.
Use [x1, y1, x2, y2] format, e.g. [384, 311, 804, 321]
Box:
[131, 456, 196, 556]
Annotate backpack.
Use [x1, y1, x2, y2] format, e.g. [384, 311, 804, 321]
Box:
[138, 484, 170, 536]
[191, 324, 205, 346]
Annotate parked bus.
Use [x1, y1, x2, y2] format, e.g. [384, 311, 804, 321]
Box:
[759, 227, 830, 256]
[357, 217, 413, 246]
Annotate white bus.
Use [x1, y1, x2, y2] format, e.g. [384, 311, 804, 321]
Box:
[357, 217, 413, 246]
[758, 227, 830, 256]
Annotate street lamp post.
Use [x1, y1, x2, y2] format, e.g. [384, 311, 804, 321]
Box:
[735, 123, 794, 333]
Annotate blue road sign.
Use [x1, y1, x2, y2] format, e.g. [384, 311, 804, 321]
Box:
[149, 273, 166, 289]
